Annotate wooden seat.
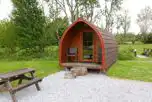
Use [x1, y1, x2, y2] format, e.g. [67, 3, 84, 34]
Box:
[67, 48, 78, 62]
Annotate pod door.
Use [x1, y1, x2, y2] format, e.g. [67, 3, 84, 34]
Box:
[83, 32, 93, 62]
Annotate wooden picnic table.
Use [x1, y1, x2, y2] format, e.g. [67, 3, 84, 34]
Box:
[0, 68, 42, 102]
[143, 48, 152, 56]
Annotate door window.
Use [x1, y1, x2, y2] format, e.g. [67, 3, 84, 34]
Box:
[83, 32, 93, 60]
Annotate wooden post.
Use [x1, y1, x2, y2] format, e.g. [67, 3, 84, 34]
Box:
[6, 81, 17, 102]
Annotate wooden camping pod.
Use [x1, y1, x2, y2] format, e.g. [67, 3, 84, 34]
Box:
[59, 18, 118, 72]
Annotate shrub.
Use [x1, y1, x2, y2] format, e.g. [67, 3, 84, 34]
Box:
[43, 46, 58, 60]
[14, 46, 59, 60]
[118, 47, 135, 60]
[0, 46, 59, 61]
[137, 33, 152, 44]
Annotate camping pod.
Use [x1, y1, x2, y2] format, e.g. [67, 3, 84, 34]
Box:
[59, 18, 118, 72]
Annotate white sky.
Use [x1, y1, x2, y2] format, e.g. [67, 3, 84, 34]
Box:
[0, 0, 152, 33]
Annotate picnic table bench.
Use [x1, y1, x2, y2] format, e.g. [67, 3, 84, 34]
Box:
[0, 68, 42, 102]
[143, 48, 152, 56]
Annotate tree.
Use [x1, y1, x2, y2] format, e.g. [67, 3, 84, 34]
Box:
[125, 33, 136, 44]
[44, 17, 68, 45]
[120, 10, 131, 37]
[115, 33, 137, 44]
[0, 20, 16, 53]
[45, 0, 99, 23]
[115, 14, 122, 34]
[102, 0, 123, 32]
[115, 33, 124, 44]
[137, 33, 152, 44]
[137, 6, 152, 34]
[47, 0, 61, 21]
[79, 0, 100, 23]
[12, 0, 46, 52]
[44, 0, 100, 44]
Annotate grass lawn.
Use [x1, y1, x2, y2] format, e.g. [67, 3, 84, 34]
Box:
[0, 60, 61, 78]
[107, 60, 152, 82]
[107, 44, 152, 82]
[119, 44, 152, 54]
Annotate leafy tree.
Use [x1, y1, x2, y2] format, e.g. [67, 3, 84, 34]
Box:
[120, 10, 131, 37]
[44, 17, 68, 45]
[115, 15, 122, 34]
[115, 33, 124, 44]
[0, 20, 16, 53]
[115, 33, 137, 44]
[137, 6, 152, 34]
[125, 33, 136, 44]
[137, 33, 152, 44]
[102, 0, 123, 32]
[47, 0, 61, 21]
[79, 0, 100, 23]
[45, 0, 99, 23]
[12, 0, 46, 52]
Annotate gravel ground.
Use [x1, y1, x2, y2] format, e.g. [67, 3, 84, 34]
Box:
[1, 71, 152, 102]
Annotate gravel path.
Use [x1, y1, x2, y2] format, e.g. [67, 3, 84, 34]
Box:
[137, 55, 148, 58]
[1, 71, 152, 102]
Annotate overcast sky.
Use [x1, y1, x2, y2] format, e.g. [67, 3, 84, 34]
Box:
[0, 0, 152, 33]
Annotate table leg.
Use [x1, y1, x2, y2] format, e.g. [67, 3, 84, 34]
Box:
[35, 83, 41, 91]
[30, 72, 41, 91]
[18, 75, 25, 85]
[6, 81, 17, 102]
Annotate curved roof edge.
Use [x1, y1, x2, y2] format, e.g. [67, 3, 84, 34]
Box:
[60, 18, 104, 42]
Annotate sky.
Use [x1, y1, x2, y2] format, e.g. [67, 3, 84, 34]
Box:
[0, 0, 152, 33]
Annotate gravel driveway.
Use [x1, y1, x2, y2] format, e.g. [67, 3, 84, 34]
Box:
[1, 71, 152, 102]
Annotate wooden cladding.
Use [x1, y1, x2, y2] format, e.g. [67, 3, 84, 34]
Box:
[102, 31, 118, 69]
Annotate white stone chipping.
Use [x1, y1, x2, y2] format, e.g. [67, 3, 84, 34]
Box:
[1, 71, 152, 102]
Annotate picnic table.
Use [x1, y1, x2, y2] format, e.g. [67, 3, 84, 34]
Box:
[0, 68, 42, 102]
[143, 48, 152, 56]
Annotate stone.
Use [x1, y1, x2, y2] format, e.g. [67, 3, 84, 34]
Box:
[64, 72, 76, 79]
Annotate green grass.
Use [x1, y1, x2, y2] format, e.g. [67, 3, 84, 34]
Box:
[119, 44, 152, 54]
[107, 60, 152, 82]
[0, 60, 61, 78]
[108, 44, 152, 82]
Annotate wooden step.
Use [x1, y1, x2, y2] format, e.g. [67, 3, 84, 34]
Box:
[12, 78, 42, 93]
[62, 63, 101, 69]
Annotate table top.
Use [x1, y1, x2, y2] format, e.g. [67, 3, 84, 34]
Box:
[0, 68, 35, 80]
